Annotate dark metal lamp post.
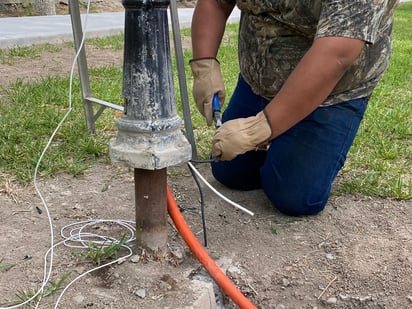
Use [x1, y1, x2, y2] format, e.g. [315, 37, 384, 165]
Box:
[110, 0, 191, 252]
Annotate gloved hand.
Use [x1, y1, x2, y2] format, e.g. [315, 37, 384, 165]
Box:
[212, 111, 273, 161]
[189, 58, 226, 126]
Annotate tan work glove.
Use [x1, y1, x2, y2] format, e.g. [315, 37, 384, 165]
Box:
[189, 58, 226, 126]
[212, 111, 273, 161]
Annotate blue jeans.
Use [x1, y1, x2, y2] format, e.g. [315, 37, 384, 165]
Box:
[211, 75, 368, 216]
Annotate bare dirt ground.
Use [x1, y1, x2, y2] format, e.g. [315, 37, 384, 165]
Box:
[1, 163, 411, 309]
[1, 2, 412, 309]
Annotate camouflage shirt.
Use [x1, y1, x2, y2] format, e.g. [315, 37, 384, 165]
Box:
[218, 0, 399, 105]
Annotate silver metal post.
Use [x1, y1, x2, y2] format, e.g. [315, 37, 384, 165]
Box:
[169, 0, 198, 159]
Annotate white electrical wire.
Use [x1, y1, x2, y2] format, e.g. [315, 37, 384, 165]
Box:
[61, 219, 136, 249]
[187, 162, 255, 216]
[1, 2, 256, 308]
[53, 220, 134, 308]
[0, 1, 133, 308]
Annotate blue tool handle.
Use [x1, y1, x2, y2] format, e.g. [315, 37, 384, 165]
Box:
[212, 93, 222, 128]
[212, 93, 220, 112]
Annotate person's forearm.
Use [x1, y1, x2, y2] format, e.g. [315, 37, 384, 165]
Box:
[265, 36, 366, 139]
[191, 0, 235, 59]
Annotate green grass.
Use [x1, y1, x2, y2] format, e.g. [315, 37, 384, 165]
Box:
[0, 44, 62, 65]
[86, 34, 125, 50]
[337, 2, 412, 199]
[13, 272, 72, 307]
[0, 258, 16, 272]
[0, 5, 410, 199]
[0, 75, 114, 183]
[81, 234, 127, 266]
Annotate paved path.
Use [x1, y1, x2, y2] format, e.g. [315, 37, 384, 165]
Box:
[0, 7, 240, 49]
[0, 1, 409, 49]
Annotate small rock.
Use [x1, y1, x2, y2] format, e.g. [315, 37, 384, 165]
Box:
[227, 265, 242, 275]
[169, 246, 185, 262]
[275, 305, 286, 309]
[117, 258, 126, 264]
[76, 266, 86, 274]
[325, 253, 335, 260]
[113, 272, 120, 278]
[72, 294, 84, 304]
[406, 295, 412, 303]
[61, 190, 73, 196]
[326, 297, 337, 304]
[133, 288, 146, 299]
[339, 294, 349, 300]
[90, 289, 116, 300]
[281, 278, 290, 287]
[130, 255, 140, 263]
[359, 296, 372, 302]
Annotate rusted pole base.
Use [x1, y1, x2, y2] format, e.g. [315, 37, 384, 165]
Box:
[134, 168, 168, 252]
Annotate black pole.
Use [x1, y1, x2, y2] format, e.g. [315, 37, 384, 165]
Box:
[109, 0, 191, 251]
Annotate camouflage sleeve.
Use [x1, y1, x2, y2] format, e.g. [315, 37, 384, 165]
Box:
[316, 0, 388, 44]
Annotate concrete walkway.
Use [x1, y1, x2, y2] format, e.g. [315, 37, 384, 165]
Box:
[0, 7, 240, 49]
[0, 1, 409, 49]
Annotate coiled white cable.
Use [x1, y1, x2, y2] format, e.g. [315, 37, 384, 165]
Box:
[53, 219, 134, 308]
[0, 2, 254, 308]
[0, 1, 132, 308]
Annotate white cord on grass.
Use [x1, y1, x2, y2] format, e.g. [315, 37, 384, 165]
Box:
[0, 1, 122, 308]
[53, 220, 134, 309]
[0, 2, 254, 308]
[29, 2, 92, 308]
[60, 219, 136, 249]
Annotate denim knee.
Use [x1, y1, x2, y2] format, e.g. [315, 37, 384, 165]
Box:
[211, 150, 267, 191]
[260, 157, 332, 216]
[259, 98, 369, 216]
[262, 181, 329, 216]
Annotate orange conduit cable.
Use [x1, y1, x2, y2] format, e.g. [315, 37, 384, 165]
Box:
[166, 185, 257, 309]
